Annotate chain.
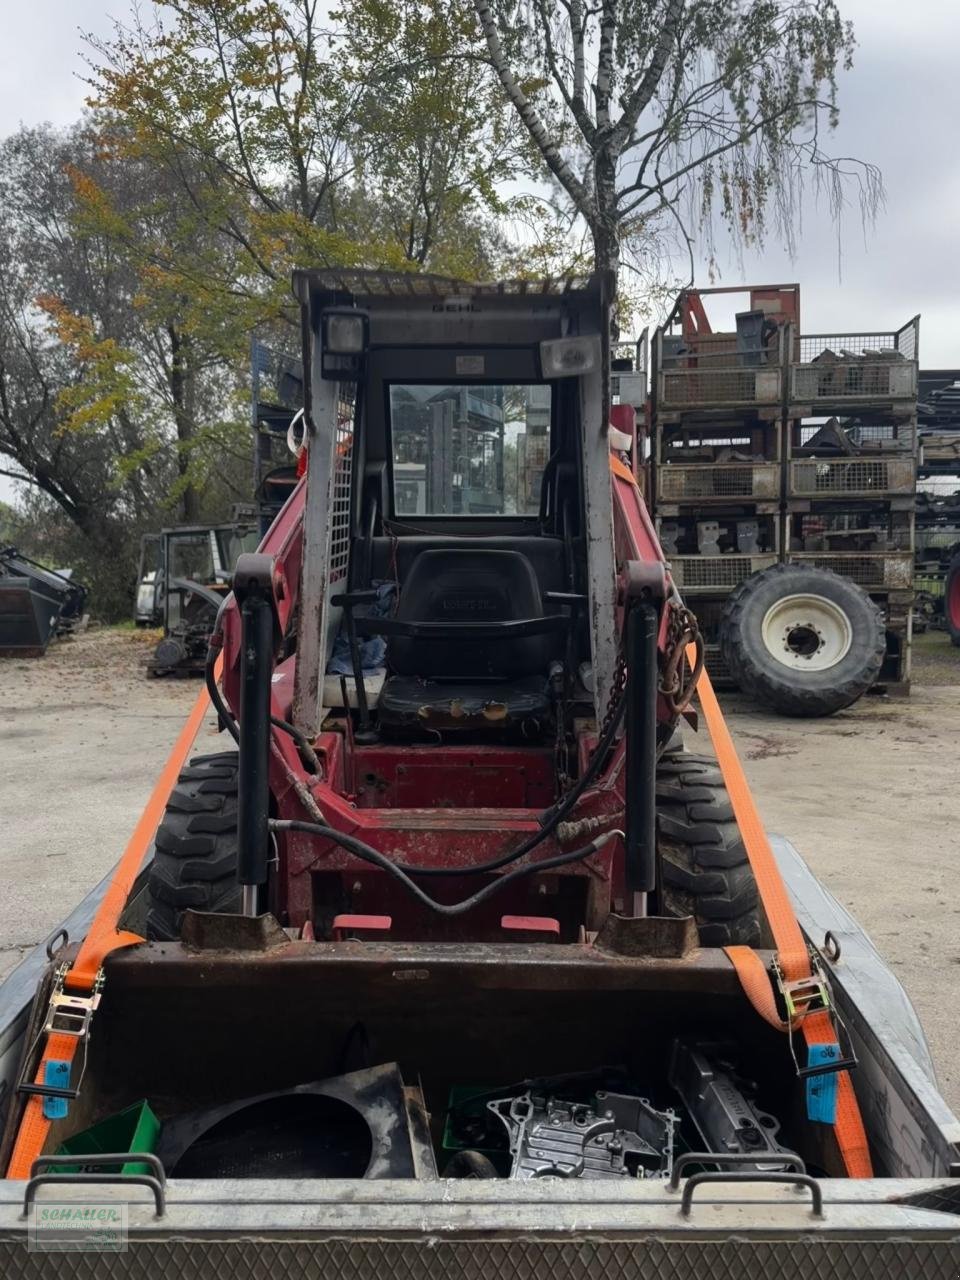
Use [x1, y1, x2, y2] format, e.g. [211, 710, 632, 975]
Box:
[598, 643, 628, 743]
[574, 604, 696, 787]
[659, 602, 704, 715]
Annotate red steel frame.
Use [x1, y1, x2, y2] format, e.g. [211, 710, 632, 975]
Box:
[219, 448, 672, 938]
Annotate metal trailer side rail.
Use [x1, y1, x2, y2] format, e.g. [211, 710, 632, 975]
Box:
[0, 1177, 959, 1276]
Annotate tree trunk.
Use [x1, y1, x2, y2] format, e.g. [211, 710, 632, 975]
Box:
[168, 322, 201, 524]
[591, 147, 621, 426]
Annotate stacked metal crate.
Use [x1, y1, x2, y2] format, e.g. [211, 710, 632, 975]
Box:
[784, 320, 919, 691]
[650, 288, 919, 691]
[650, 286, 799, 685]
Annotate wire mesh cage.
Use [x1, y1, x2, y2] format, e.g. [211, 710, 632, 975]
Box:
[793, 418, 917, 455]
[659, 365, 782, 409]
[703, 643, 736, 687]
[669, 553, 778, 592]
[786, 552, 914, 590]
[654, 325, 785, 409]
[787, 508, 914, 554]
[790, 325, 919, 405]
[660, 421, 781, 464]
[657, 463, 780, 502]
[789, 458, 915, 497]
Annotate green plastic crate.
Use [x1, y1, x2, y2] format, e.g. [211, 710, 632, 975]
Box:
[52, 1100, 160, 1176]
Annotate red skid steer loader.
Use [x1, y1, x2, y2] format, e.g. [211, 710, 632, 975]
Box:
[1, 272, 958, 1275]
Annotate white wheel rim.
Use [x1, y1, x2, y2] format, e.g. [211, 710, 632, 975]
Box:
[760, 593, 853, 672]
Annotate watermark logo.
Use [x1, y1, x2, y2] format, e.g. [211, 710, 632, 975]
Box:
[28, 1201, 128, 1253]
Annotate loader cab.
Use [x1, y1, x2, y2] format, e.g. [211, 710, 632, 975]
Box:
[289, 270, 620, 747]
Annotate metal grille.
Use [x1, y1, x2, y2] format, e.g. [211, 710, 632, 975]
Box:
[659, 367, 780, 409]
[2, 1235, 958, 1279]
[330, 391, 355, 583]
[688, 596, 724, 641]
[895, 317, 920, 362]
[791, 361, 916, 403]
[658, 464, 779, 501]
[788, 553, 915, 590]
[795, 421, 916, 454]
[670, 554, 777, 591]
[790, 511, 914, 553]
[798, 332, 898, 363]
[789, 459, 914, 496]
[847, 421, 915, 450]
[704, 642, 736, 688]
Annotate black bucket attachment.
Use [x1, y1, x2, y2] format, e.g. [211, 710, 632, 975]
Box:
[0, 548, 87, 657]
[0, 576, 63, 656]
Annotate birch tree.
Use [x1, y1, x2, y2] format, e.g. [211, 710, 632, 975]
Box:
[472, 0, 881, 283]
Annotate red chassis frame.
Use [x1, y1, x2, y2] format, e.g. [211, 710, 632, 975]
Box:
[219, 464, 674, 940]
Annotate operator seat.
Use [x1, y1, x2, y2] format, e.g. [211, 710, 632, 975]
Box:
[377, 548, 559, 733]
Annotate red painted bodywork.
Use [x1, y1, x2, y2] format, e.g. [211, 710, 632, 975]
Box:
[219, 459, 673, 941]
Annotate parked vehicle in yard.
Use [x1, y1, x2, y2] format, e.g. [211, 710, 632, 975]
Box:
[0, 271, 958, 1274]
[134, 522, 259, 675]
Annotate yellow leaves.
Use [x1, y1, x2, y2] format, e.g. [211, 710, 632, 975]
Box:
[36, 296, 143, 438]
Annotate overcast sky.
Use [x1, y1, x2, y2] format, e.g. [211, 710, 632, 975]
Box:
[1, 1, 958, 502]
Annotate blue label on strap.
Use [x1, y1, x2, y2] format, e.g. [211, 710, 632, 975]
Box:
[806, 1043, 839, 1124]
[42, 1060, 71, 1120]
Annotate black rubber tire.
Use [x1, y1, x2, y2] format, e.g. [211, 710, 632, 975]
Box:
[946, 552, 960, 648]
[657, 753, 761, 947]
[720, 563, 885, 717]
[145, 752, 241, 941]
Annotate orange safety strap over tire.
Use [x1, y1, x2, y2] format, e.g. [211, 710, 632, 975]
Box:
[6, 667, 218, 1180]
[690, 648, 872, 1178]
[610, 448, 870, 1175]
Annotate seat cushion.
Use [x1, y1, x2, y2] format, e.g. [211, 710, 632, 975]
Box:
[378, 675, 550, 732]
[387, 548, 555, 680]
[369, 536, 568, 597]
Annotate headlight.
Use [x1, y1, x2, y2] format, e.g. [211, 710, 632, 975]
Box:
[539, 334, 601, 378]
[323, 308, 368, 354]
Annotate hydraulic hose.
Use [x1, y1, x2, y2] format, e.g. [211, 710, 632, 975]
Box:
[204, 594, 627, 878]
[400, 683, 627, 877]
[204, 626, 320, 773]
[271, 818, 622, 917]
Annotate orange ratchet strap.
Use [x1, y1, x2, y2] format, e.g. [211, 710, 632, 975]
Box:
[611, 456, 869, 1175]
[6, 667, 218, 1179]
[690, 649, 873, 1177]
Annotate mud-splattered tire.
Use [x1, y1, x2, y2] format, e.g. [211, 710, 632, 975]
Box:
[720, 563, 885, 717]
[145, 752, 241, 941]
[657, 753, 760, 947]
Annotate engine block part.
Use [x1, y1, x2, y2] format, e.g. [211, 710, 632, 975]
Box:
[668, 1039, 798, 1171]
[487, 1090, 676, 1180]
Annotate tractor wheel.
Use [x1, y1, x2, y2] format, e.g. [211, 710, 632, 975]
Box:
[145, 752, 241, 941]
[720, 564, 885, 717]
[946, 552, 960, 648]
[656, 753, 760, 947]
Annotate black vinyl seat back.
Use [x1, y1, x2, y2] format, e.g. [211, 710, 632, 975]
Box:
[387, 549, 555, 680]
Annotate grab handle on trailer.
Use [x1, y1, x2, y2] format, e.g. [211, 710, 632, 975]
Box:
[678, 1170, 824, 1218]
[668, 1150, 807, 1190]
[23, 1153, 166, 1218]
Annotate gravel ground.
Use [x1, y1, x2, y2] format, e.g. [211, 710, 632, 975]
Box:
[1, 625, 958, 1113]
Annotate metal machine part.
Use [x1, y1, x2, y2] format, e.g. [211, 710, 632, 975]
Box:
[669, 1039, 798, 1171]
[659, 521, 680, 555]
[736, 519, 760, 554]
[488, 1090, 676, 1180]
[155, 1063, 426, 1179]
[696, 520, 721, 555]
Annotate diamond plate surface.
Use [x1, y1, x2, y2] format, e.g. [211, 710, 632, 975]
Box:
[2, 1237, 960, 1279]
